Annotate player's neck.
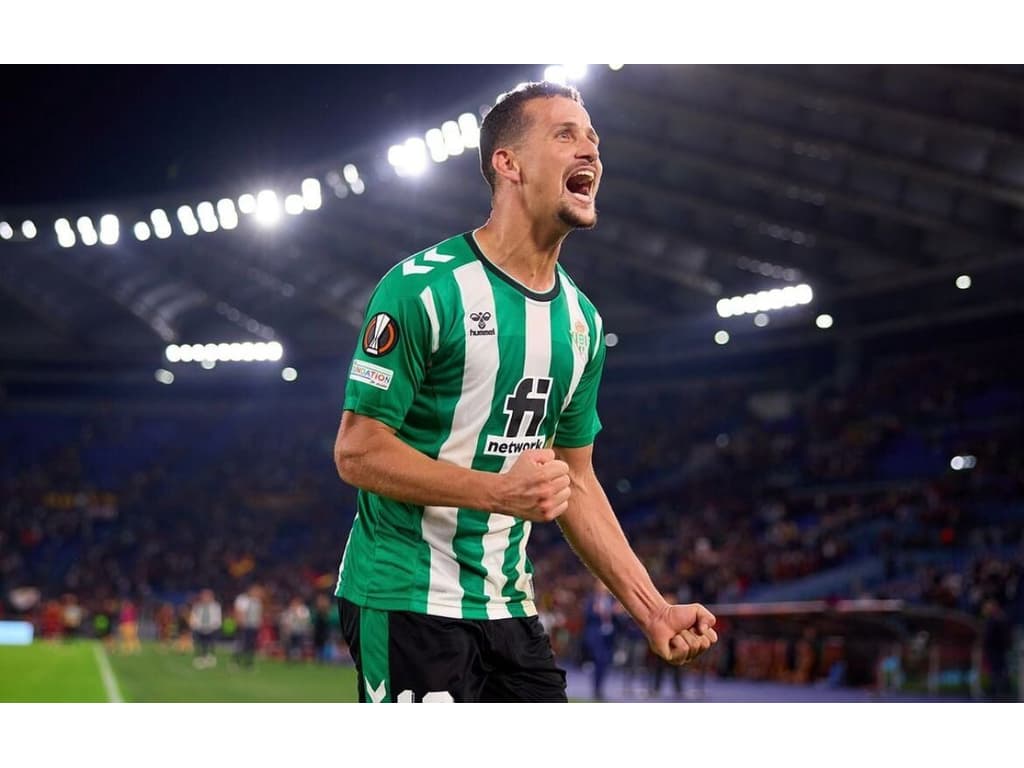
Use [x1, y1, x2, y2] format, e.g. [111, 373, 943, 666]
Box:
[475, 212, 567, 293]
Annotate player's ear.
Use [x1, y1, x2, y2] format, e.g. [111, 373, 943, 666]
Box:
[491, 147, 521, 186]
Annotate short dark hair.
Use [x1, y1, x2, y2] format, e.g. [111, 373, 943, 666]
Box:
[478, 81, 583, 194]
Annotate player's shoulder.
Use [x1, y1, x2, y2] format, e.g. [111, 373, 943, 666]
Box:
[374, 232, 478, 299]
[557, 264, 601, 321]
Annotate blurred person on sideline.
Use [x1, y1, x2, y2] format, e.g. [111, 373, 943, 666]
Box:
[982, 597, 1013, 701]
[581, 580, 619, 700]
[61, 593, 83, 642]
[333, 80, 717, 703]
[189, 588, 222, 668]
[312, 594, 332, 663]
[232, 584, 262, 668]
[118, 599, 141, 654]
[174, 603, 193, 654]
[280, 596, 312, 662]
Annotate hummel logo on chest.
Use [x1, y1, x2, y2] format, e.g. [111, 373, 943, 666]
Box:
[468, 310, 496, 337]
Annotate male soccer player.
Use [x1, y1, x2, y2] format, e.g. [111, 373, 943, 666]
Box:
[334, 81, 718, 703]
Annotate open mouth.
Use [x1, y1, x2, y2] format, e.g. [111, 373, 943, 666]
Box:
[565, 168, 596, 203]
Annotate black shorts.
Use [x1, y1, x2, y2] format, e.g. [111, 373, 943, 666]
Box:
[337, 598, 566, 703]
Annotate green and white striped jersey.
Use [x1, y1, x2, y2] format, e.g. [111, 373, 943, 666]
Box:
[335, 231, 606, 620]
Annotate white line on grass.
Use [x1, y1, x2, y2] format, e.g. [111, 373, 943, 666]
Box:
[93, 643, 124, 703]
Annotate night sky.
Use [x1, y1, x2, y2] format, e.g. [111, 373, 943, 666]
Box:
[0, 65, 534, 207]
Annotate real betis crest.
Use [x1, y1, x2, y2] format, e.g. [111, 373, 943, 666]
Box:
[571, 319, 589, 356]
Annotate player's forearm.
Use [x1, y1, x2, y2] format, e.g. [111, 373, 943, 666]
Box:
[336, 425, 499, 512]
[556, 468, 668, 632]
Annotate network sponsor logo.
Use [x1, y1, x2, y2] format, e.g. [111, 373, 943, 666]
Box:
[483, 435, 547, 457]
[349, 360, 394, 391]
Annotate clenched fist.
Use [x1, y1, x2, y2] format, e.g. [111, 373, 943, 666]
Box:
[646, 603, 719, 666]
[493, 449, 571, 523]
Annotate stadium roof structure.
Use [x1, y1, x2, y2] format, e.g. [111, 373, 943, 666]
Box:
[1, 65, 1023, 379]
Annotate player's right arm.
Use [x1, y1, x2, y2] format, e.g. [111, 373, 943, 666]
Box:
[334, 260, 569, 523]
[335, 413, 569, 522]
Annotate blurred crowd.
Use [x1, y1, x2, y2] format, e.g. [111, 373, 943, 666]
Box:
[1, 333, 1022, 694]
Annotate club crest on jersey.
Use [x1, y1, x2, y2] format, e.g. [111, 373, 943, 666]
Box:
[468, 310, 496, 337]
[571, 319, 589, 356]
[362, 313, 399, 356]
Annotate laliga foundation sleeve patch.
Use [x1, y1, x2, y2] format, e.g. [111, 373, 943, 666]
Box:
[362, 312, 400, 357]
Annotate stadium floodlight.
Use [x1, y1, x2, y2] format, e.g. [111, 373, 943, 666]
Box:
[155, 369, 174, 384]
[956, 274, 972, 290]
[754, 312, 770, 327]
[216, 198, 238, 230]
[564, 64, 587, 80]
[150, 209, 172, 239]
[608, 64, 625, 71]
[55, 218, 76, 248]
[239, 341, 255, 361]
[714, 330, 730, 345]
[216, 342, 231, 361]
[284, 194, 304, 216]
[720, 284, 815, 317]
[255, 190, 281, 226]
[99, 214, 119, 245]
[76, 216, 99, 246]
[441, 121, 465, 156]
[605, 332, 619, 348]
[343, 164, 359, 184]
[425, 128, 448, 163]
[238, 193, 257, 214]
[134, 222, 151, 241]
[267, 340, 283, 361]
[403, 137, 428, 176]
[197, 202, 219, 233]
[458, 113, 480, 149]
[228, 342, 243, 362]
[351, 178, 365, 195]
[21, 220, 37, 239]
[178, 344, 194, 362]
[544, 65, 568, 85]
[282, 367, 298, 382]
[816, 313, 834, 329]
[252, 342, 268, 361]
[0, 221, 13, 240]
[301, 178, 322, 211]
[165, 344, 181, 362]
[176, 205, 199, 236]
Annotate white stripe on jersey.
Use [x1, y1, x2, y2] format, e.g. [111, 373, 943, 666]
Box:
[559, 274, 589, 413]
[419, 286, 440, 354]
[483, 298, 551, 618]
[423, 261, 499, 617]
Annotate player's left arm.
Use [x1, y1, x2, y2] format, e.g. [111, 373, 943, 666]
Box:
[553, 442, 719, 666]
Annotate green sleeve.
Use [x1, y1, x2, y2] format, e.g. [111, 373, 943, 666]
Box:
[552, 330, 606, 448]
[342, 272, 432, 431]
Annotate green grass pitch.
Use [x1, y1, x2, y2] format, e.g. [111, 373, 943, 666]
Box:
[0, 641, 360, 703]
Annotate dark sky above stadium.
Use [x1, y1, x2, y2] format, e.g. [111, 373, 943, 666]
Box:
[1, 65, 534, 207]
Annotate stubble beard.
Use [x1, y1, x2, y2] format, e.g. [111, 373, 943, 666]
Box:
[556, 201, 598, 231]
